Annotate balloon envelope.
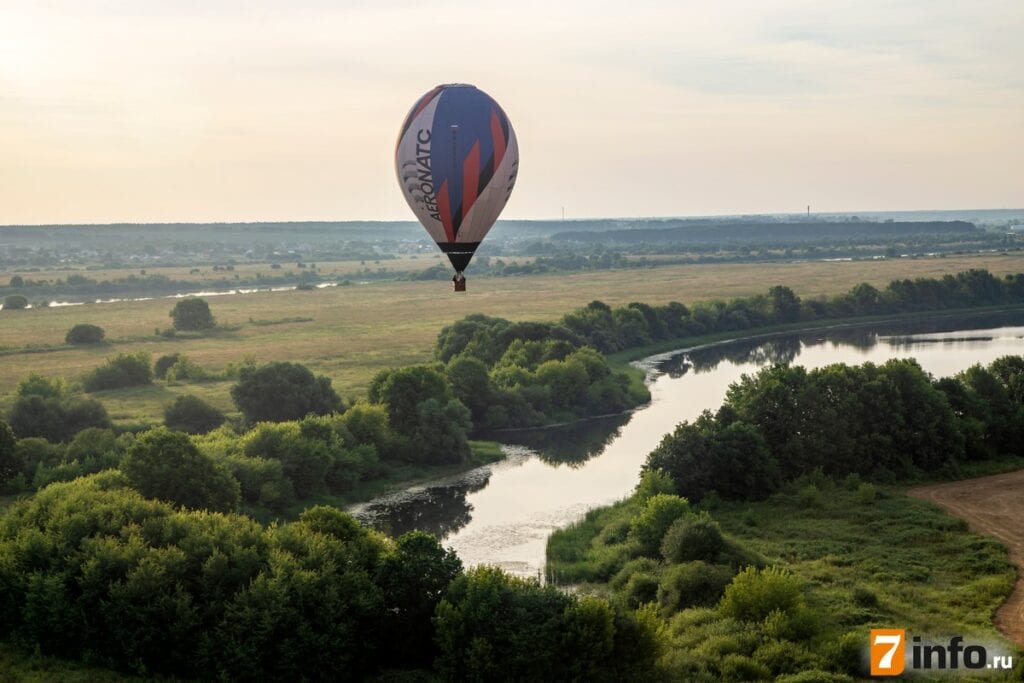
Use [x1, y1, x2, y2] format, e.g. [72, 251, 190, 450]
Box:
[395, 84, 518, 274]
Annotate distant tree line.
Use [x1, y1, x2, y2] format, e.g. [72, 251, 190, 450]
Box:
[492, 269, 1024, 355]
[552, 220, 980, 245]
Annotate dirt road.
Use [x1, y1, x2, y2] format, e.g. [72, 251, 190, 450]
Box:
[909, 470, 1024, 646]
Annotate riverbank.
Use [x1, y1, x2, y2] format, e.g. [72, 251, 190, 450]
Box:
[239, 439, 506, 524]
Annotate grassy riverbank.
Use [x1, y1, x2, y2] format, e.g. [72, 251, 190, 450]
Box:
[547, 480, 1022, 680]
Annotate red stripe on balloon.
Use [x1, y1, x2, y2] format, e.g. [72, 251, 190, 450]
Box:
[437, 180, 455, 242]
[462, 141, 481, 220]
[490, 109, 506, 172]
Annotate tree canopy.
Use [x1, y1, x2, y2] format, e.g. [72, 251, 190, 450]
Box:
[231, 361, 342, 423]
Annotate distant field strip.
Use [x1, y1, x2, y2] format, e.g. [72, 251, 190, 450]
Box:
[2, 252, 1024, 422]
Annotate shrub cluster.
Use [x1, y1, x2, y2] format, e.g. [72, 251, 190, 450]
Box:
[81, 352, 153, 391]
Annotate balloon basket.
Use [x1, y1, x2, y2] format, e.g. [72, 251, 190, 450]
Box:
[453, 278, 467, 292]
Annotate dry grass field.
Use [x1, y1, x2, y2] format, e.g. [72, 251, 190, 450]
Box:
[2, 251, 1023, 424]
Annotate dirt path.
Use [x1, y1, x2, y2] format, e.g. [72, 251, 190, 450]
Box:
[909, 470, 1024, 646]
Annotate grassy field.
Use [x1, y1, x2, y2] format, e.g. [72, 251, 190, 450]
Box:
[2, 252, 1024, 425]
[546, 479, 1022, 680]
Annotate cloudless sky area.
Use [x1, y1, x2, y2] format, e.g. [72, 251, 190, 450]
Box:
[1, 0, 1021, 224]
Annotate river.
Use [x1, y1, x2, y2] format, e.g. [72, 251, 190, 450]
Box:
[350, 311, 1024, 578]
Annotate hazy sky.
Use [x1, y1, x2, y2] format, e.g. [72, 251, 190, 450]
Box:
[1, 0, 1021, 224]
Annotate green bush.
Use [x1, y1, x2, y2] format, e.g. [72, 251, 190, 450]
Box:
[719, 654, 770, 681]
[219, 453, 294, 509]
[753, 640, 822, 676]
[622, 571, 659, 609]
[82, 352, 153, 391]
[720, 567, 804, 623]
[65, 323, 105, 344]
[8, 393, 111, 442]
[856, 482, 878, 504]
[164, 355, 211, 381]
[657, 561, 734, 614]
[169, 297, 215, 331]
[628, 493, 691, 556]
[660, 512, 726, 563]
[154, 353, 181, 379]
[3, 294, 28, 310]
[164, 395, 225, 434]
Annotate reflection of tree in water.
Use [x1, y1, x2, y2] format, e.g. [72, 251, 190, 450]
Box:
[356, 469, 492, 539]
[491, 413, 632, 468]
[654, 310, 1024, 376]
[670, 336, 803, 374]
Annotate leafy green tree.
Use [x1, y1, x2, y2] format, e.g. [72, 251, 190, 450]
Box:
[65, 323, 105, 344]
[240, 420, 334, 498]
[8, 275, 24, 287]
[8, 393, 110, 442]
[3, 294, 28, 310]
[164, 394, 225, 434]
[231, 361, 342, 423]
[368, 364, 452, 436]
[412, 397, 472, 464]
[445, 356, 493, 421]
[768, 285, 802, 323]
[376, 530, 462, 668]
[169, 297, 215, 331]
[121, 428, 239, 512]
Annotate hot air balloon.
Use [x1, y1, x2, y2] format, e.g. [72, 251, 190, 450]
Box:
[395, 84, 519, 292]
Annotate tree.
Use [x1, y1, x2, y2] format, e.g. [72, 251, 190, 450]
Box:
[3, 295, 28, 310]
[0, 420, 18, 485]
[445, 356, 493, 421]
[375, 530, 462, 668]
[231, 361, 342, 423]
[367, 365, 452, 436]
[65, 323, 105, 345]
[170, 297, 215, 331]
[8, 391, 110, 443]
[412, 398, 472, 464]
[164, 395, 225, 434]
[9, 275, 24, 287]
[768, 285, 802, 323]
[121, 428, 239, 512]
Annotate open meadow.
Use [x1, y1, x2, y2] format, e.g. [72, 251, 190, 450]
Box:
[3, 252, 1024, 425]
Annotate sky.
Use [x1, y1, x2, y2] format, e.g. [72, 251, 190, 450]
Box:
[1, 0, 1022, 224]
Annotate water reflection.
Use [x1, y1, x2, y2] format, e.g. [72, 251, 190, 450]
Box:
[351, 460, 495, 539]
[351, 310, 1024, 576]
[478, 413, 632, 468]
